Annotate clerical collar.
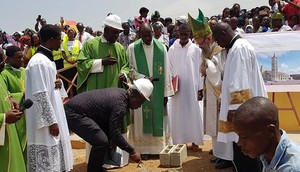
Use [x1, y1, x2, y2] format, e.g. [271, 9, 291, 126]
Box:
[36, 45, 54, 61]
[101, 35, 108, 43]
[40, 45, 52, 52]
[226, 34, 241, 50]
[10, 65, 21, 71]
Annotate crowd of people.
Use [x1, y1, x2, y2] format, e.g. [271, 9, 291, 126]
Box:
[1, 0, 300, 172]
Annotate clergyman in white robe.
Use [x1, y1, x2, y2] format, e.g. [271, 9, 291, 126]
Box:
[25, 46, 73, 172]
[168, 39, 204, 145]
[218, 38, 267, 143]
[127, 39, 174, 154]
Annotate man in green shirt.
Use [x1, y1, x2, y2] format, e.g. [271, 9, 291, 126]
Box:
[0, 47, 26, 172]
[1, 45, 27, 161]
[77, 14, 130, 93]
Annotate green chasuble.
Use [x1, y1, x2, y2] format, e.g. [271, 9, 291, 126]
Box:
[77, 37, 130, 93]
[1, 65, 26, 153]
[0, 75, 26, 172]
[134, 39, 165, 136]
[77, 37, 130, 132]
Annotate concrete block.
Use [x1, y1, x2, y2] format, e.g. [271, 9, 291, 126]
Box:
[170, 144, 187, 167]
[159, 145, 176, 167]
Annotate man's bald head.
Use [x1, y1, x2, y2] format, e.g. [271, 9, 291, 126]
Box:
[139, 23, 152, 32]
[229, 17, 238, 30]
[233, 97, 279, 128]
[139, 23, 153, 45]
[211, 22, 235, 48]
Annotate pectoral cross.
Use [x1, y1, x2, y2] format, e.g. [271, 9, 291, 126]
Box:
[143, 106, 151, 118]
[159, 66, 163, 75]
[157, 62, 163, 75]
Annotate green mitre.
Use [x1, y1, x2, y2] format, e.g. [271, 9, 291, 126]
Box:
[188, 9, 212, 39]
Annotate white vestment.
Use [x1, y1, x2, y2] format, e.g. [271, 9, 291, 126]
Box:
[203, 46, 234, 160]
[168, 39, 203, 145]
[218, 38, 267, 143]
[25, 48, 73, 172]
[127, 40, 174, 154]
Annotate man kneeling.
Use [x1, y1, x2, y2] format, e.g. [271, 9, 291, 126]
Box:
[233, 96, 300, 172]
[64, 78, 153, 172]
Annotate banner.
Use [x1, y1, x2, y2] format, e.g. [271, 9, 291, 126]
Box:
[244, 31, 300, 92]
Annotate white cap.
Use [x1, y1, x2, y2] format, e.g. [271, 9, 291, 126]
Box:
[176, 15, 188, 24]
[103, 14, 123, 30]
[133, 78, 153, 101]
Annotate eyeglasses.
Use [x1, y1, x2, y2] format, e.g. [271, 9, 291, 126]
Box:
[198, 37, 207, 46]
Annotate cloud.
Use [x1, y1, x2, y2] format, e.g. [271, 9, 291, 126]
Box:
[257, 51, 289, 60]
[281, 63, 289, 69]
[284, 67, 300, 75]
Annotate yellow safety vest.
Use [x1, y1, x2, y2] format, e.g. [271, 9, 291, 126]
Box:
[52, 49, 62, 61]
[62, 39, 80, 68]
[26, 46, 38, 59]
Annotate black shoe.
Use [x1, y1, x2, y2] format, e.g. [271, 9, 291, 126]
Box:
[215, 159, 233, 169]
[210, 157, 219, 163]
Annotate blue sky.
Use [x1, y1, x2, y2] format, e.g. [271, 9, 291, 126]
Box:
[2, 0, 266, 34]
[258, 51, 300, 75]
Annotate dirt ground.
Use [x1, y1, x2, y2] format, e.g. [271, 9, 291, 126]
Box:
[71, 140, 232, 172]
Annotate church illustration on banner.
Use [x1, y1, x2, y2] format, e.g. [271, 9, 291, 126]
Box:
[260, 54, 300, 85]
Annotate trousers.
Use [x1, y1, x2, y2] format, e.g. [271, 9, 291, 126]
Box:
[64, 105, 108, 172]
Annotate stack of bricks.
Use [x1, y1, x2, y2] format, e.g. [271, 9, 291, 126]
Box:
[159, 144, 187, 167]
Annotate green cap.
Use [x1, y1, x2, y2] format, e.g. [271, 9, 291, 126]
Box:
[188, 9, 212, 39]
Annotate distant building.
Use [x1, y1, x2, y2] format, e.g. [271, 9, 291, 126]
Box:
[261, 54, 292, 82]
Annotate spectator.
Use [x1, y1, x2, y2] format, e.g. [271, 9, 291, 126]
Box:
[152, 21, 169, 49]
[134, 7, 150, 30]
[229, 17, 245, 35]
[12, 32, 23, 48]
[231, 3, 241, 17]
[117, 22, 136, 50]
[288, 14, 299, 27]
[24, 33, 40, 65]
[75, 22, 94, 45]
[34, 16, 47, 32]
[175, 15, 188, 26]
[221, 7, 231, 21]
[269, 12, 292, 32]
[151, 11, 161, 24]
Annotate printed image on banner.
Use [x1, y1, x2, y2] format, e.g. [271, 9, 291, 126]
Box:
[244, 31, 300, 86]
